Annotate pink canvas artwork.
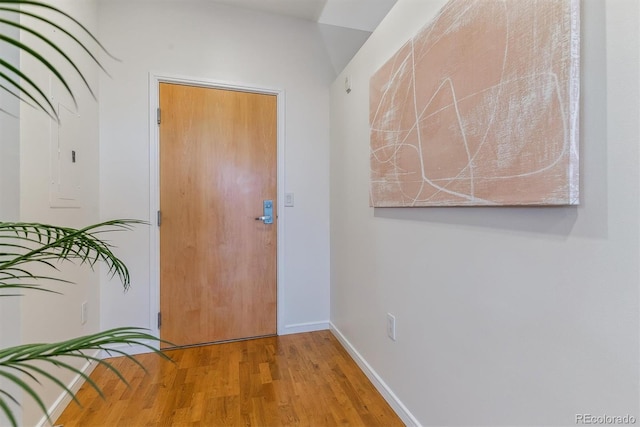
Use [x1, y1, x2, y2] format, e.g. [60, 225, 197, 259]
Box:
[369, 0, 580, 207]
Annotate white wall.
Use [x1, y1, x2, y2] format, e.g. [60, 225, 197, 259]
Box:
[18, 1, 101, 425]
[330, 0, 639, 425]
[0, 15, 20, 223]
[0, 13, 22, 426]
[97, 1, 332, 336]
[0, 10, 21, 345]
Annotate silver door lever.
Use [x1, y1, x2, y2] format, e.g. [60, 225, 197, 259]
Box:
[255, 200, 274, 224]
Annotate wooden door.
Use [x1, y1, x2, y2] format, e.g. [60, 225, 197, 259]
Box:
[159, 83, 277, 347]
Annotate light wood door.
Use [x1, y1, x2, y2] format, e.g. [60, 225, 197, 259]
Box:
[159, 83, 277, 348]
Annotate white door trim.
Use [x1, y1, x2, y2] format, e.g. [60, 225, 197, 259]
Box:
[148, 72, 286, 343]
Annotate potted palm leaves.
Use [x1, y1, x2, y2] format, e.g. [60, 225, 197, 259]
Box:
[0, 1, 165, 425]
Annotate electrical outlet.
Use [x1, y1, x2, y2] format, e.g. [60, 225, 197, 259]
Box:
[81, 301, 88, 325]
[386, 313, 396, 341]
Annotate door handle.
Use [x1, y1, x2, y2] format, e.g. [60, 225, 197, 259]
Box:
[255, 200, 273, 224]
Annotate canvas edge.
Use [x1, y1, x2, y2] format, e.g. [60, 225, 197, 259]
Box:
[568, 0, 581, 206]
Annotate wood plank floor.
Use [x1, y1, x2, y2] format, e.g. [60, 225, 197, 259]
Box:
[55, 330, 404, 426]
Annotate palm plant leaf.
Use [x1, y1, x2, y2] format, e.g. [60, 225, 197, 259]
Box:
[0, 4, 173, 426]
[0, 0, 116, 120]
[0, 328, 172, 425]
[0, 219, 145, 294]
[0, 56, 56, 117]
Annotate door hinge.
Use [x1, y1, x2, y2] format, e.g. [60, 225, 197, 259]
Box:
[157, 108, 161, 125]
[157, 210, 162, 227]
[157, 312, 162, 329]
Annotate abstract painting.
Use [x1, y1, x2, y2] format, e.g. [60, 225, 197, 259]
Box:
[369, 0, 580, 207]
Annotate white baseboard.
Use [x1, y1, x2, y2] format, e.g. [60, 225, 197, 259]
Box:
[329, 322, 422, 427]
[39, 341, 158, 427]
[280, 320, 330, 335]
[100, 339, 159, 357]
[38, 350, 100, 427]
[42, 326, 416, 426]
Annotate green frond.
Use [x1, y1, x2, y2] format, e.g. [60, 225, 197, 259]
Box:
[0, 5, 168, 427]
[0, 57, 57, 120]
[0, 220, 146, 294]
[0, 0, 117, 120]
[0, 328, 173, 426]
[0, 391, 18, 427]
[0, 16, 97, 99]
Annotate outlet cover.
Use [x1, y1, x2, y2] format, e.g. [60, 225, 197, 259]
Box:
[81, 301, 88, 325]
[386, 313, 396, 341]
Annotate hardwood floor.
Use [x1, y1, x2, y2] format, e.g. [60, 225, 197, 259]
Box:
[55, 330, 404, 426]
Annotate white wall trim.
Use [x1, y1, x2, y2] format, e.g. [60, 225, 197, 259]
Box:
[37, 350, 100, 427]
[282, 321, 330, 335]
[99, 340, 158, 358]
[39, 342, 160, 426]
[329, 323, 422, 427]
[148, 73, 287, 341]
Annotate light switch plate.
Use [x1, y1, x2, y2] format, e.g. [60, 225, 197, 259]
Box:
[285, 193, 294, 207]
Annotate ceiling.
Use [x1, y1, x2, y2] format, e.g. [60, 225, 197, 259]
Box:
[209, 0, 397, 32]
[206, 0, 397, 74]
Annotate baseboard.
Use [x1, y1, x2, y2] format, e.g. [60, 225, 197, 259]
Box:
[44, 326, 411, 426]
[280, 320, 330, 335]
[39, 341, 158, 426]
[37, 350, 100, 427]
[99, 339, 159, 357]
[329, 322, 422, 427]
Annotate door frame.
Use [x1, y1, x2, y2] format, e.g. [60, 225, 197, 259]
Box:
[148, 73, 286, 344]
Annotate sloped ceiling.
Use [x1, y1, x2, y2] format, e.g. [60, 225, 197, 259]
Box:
[209, 0, 397, 73]
[209, 0, 396, 32]
[209, 0, 328, 23]
[317, 0, 397, 32]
